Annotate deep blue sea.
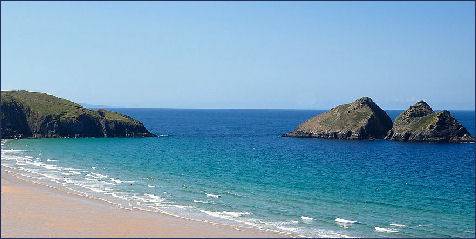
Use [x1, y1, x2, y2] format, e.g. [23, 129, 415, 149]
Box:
[2, 109, 475, 237]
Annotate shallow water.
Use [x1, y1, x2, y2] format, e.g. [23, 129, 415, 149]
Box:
[2, 109, 474, 237]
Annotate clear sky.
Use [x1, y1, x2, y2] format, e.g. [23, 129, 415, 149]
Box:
[1, 1, 474, 110]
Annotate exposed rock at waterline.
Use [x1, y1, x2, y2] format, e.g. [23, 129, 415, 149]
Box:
[1, 90, 156, 139]
[385, 101, 473, 143]
[284, 97, 392, 140]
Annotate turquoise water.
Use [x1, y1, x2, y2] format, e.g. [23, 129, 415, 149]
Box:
[1, 109, 474, 237]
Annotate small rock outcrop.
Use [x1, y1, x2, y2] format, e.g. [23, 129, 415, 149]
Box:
[385, 101, 473, 143]
[284, 97, 393, 140]
[1, 90, 156, 139]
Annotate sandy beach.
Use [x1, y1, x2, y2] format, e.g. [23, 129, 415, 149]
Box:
[1, 170, 283, 238]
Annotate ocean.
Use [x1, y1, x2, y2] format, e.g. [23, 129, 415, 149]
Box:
[1, 109, 474, 237]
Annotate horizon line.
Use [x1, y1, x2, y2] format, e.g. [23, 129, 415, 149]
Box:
[84, 106, 476, 112]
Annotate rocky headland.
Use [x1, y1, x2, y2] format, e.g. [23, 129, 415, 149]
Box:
[284, 97, 393, 140]
[385, 101, 473, 143]
[1, 90, 156, 139]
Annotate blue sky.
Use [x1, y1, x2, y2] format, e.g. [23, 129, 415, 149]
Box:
[1, 2, 474, 109]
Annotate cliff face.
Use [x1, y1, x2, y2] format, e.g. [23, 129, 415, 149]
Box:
[385, 101, 473, 143]
[1, 97, 32, 138]
[284, 97, 393, 140]
[1, 91, 156, 139]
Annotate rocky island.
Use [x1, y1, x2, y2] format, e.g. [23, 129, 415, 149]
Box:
[285, 97, 473, 143]
[284, 97, 393, 140]
[1, 90, 156, 139]
[385, 101, 473, 143]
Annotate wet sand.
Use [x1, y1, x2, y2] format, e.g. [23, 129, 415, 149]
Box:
[1, 171, 284, 238]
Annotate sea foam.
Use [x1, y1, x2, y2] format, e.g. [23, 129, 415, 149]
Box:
[390, 223, 406, 227]
[193, 199, 213, 204]
[206, 193, 221, 198]
[335, 218, 357, 227]
[200, 210, 251, 219]
[301, 216, 314, 224]
[375, 227, 398, 233]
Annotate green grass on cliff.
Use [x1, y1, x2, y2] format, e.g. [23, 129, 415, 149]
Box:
[314, 103, 372, 130]
[2, 90, 84, 119]
[1, 90, 140, 125]
[394, 113, 438, 132]
[97, 109, 141, 125]
[411, 114, 438, 131]
[394, 112, 439, 132]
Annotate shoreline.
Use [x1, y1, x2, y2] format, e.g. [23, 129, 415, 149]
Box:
[1, 169, 287, 238]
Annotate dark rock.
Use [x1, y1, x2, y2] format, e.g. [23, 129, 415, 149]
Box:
[385, 101, 474, 143]
[284, 97, 393, 140]
[0, 98, 32, 138]
[1, 90, 156, 139]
